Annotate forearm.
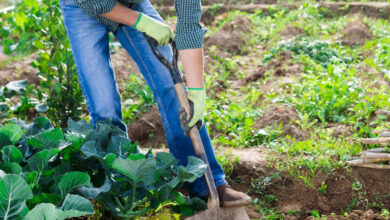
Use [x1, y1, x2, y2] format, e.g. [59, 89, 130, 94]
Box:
[179, 48, 204, 88]
[101, 1, 140, 26]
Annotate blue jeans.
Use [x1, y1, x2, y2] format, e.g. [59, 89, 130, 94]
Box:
[59, 0, 226, 196]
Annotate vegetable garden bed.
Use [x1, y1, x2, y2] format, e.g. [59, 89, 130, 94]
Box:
[1, 0, 390, 219]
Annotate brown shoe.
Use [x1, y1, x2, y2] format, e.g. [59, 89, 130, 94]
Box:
[217, 184, 251, 207]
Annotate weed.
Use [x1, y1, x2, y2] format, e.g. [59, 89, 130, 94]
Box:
[318, 181, 327, 193]
[249, 172, 280, 196]
[347, 180, 369, 211]
[216, 147, 240, 177]
[381, 209, 390, 219]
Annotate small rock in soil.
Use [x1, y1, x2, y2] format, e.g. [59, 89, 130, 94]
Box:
[127, 106, 168, 148]
[341, 21, 373, 46]
[205, 16, 252, 54]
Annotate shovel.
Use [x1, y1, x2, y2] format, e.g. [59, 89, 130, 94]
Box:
[145, 36, 250, 220]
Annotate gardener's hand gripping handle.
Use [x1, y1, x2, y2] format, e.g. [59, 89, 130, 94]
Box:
[145, 36, 220, 210]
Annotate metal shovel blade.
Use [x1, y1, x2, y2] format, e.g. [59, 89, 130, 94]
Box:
[186, 206, 250, 220]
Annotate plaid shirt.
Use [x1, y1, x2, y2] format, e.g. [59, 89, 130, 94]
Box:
[74, 0, 207, 50]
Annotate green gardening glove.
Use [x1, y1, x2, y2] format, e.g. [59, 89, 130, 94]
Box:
[133, 12, 174, 46]
[187, 88, 205, 129]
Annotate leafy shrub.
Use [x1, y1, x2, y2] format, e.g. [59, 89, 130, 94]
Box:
[1, 0, 84, 126]
[32, 0, 84, 127]
[0, 117, 206, 219]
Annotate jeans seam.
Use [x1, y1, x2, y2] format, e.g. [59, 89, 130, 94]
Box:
[121, 26, 179, 154]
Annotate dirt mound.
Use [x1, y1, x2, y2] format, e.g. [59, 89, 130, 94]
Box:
[325, 123, 353, 137]
[127, 106, 167, 148]
[244, 66, 266, 82]
[341, 21, 373, 46]
[268, 51, 302, 77]
[279, 25, 305, 40]
[0, 54, 40, 86]
[205, 16, 252, 54]
[254, 105, 308, 140]
[245, 50, 301, 83]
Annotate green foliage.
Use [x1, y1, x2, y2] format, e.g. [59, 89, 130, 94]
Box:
[122, 74, 155, 124]
[249, 172, 280, 196]
[25, 194, 94, 220]
[0, 117, 206, 219]
[0, 79, 46, 120]
[206, 97, 276, 148]
[0, 0, 43, 55]
[1, 0, 83, 126]
[31, 0, 83, 127]
[0, 174, 33, 219]
[263, 39, 352, 68]
[289, 64, 364, 123]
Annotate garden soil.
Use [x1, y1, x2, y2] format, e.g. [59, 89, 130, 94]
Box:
[279, 25, 305, 40]
[127, 106, 168, 148]
[0, 54, 40, 86]
[204, 16, 252, 54]
[254, 105, 308, 141]
[325, 123, 353, 138]
[341, 21, 373, 46]
[244, 50, 302, 87]
[226, 148, 390, 219]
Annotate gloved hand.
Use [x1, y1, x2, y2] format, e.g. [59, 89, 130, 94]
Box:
[133, 12, 174, 46]
[187, 88, 205, 129]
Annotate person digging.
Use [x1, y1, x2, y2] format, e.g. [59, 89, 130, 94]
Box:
[59, 0, 251, 208]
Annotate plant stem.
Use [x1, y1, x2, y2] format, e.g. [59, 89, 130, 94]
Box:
[114, 196, 125, 213]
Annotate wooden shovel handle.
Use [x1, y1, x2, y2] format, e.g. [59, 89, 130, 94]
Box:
[174, 83, 220, 206]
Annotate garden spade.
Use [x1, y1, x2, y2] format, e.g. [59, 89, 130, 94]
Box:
[146, 36, 250, 220]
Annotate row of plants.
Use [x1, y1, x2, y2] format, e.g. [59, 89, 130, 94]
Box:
[0, 116, 207, 219]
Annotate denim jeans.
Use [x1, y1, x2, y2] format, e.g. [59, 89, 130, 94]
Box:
[59, 0, 226, 196]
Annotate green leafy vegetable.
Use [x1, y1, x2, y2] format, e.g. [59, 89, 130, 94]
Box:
[0, 174, 33, 219]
